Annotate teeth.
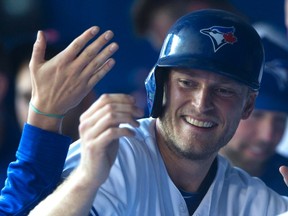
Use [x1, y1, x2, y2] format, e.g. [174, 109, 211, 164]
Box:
[185, 117, 213, 128]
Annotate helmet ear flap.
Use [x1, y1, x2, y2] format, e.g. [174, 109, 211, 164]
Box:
[145, 67, 168, 118]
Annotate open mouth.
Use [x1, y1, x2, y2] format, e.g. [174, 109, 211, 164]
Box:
[184, 116, 215, 128]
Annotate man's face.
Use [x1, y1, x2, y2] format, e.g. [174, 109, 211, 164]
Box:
[226, 110, 287, 164]
[157, 68, 256, 161]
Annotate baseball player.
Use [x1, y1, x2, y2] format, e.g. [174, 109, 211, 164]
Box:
[30, 9, 288, 215]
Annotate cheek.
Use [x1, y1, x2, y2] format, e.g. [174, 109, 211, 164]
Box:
[230, 119, 258, 148]
[215, 96, 244, 116]
[218, 103, 244, 133]
[164, 87, 186, 113]
[236, 119, 257, 138]
[235, 122, 253, 137]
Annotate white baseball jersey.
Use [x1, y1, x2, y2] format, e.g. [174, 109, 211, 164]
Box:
[63, 118, 288, 216]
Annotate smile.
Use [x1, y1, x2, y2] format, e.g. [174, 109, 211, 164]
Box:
[184, 116, 214, 128]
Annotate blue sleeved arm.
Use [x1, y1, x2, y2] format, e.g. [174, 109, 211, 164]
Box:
[0, 123, 71, 216]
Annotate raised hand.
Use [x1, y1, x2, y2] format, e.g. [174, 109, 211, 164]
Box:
[77, 94, 143, 187]
[27, 26, 118, 131]
[28, 94, 143, 216]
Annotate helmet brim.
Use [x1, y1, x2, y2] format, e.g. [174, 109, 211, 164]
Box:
[158, 56, 260, 91]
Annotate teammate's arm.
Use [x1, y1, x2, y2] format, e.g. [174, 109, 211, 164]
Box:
[29, 94, 143, 216]
[0, 26, 118, 215]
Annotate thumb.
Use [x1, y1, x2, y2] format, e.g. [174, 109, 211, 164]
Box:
[29, 31, 47, 70]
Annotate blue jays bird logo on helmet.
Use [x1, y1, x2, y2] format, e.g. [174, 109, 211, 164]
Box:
[200, 26, 237, 52]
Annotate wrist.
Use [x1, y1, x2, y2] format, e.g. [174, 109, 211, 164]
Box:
[27, 107, 63, 133]
[29, 102, 66, 119]
[74, 165, 103, 190]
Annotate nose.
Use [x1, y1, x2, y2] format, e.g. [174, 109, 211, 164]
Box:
[191, 87, 213, 113]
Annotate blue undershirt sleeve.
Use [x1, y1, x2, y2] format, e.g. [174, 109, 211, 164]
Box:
[0, 123, 71, 216]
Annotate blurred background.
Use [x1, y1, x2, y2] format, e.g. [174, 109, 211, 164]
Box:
[0, 0, 287, 179]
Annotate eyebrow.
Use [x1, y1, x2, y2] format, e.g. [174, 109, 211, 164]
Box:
[172, 69, 240, 85]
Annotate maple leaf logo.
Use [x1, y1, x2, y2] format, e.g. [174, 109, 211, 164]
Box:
[200, 26, 237, 52]
[223, 32, 237, 44]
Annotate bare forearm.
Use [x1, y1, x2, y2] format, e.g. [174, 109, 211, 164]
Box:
[29, 167, 99, 216]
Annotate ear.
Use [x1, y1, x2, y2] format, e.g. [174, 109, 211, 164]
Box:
[241, 91, 257, 120]
[0, 73, 8, 103]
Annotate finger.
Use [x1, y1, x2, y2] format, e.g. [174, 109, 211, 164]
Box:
[82, 94, 137, 118]
[80, 102, 142, 134]
[81, 102, 143, 127]
[89, 127, 135, 149]
[62, 26, 100, 61]
[84, 42, 119, 87]
[87, 58, 116, 88]
[80, 113, 139, 143]
[101, 102, 143, 120]
[97, 110, 140, 129]
[29, 31, 47, 70]
[76, 30, 115, 68]
[79, 98, 143, 137]
[80, 119, 139, 150]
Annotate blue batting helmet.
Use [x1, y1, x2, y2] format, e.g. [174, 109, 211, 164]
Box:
[145, 9, 265, 117]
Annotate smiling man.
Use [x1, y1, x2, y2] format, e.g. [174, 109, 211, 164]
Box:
[30, 9, 288, 216]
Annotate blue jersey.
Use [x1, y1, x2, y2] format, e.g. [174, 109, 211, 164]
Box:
[0, 124, 71, 216]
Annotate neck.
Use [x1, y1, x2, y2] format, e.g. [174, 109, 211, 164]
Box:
[155, 120, 217, 192]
